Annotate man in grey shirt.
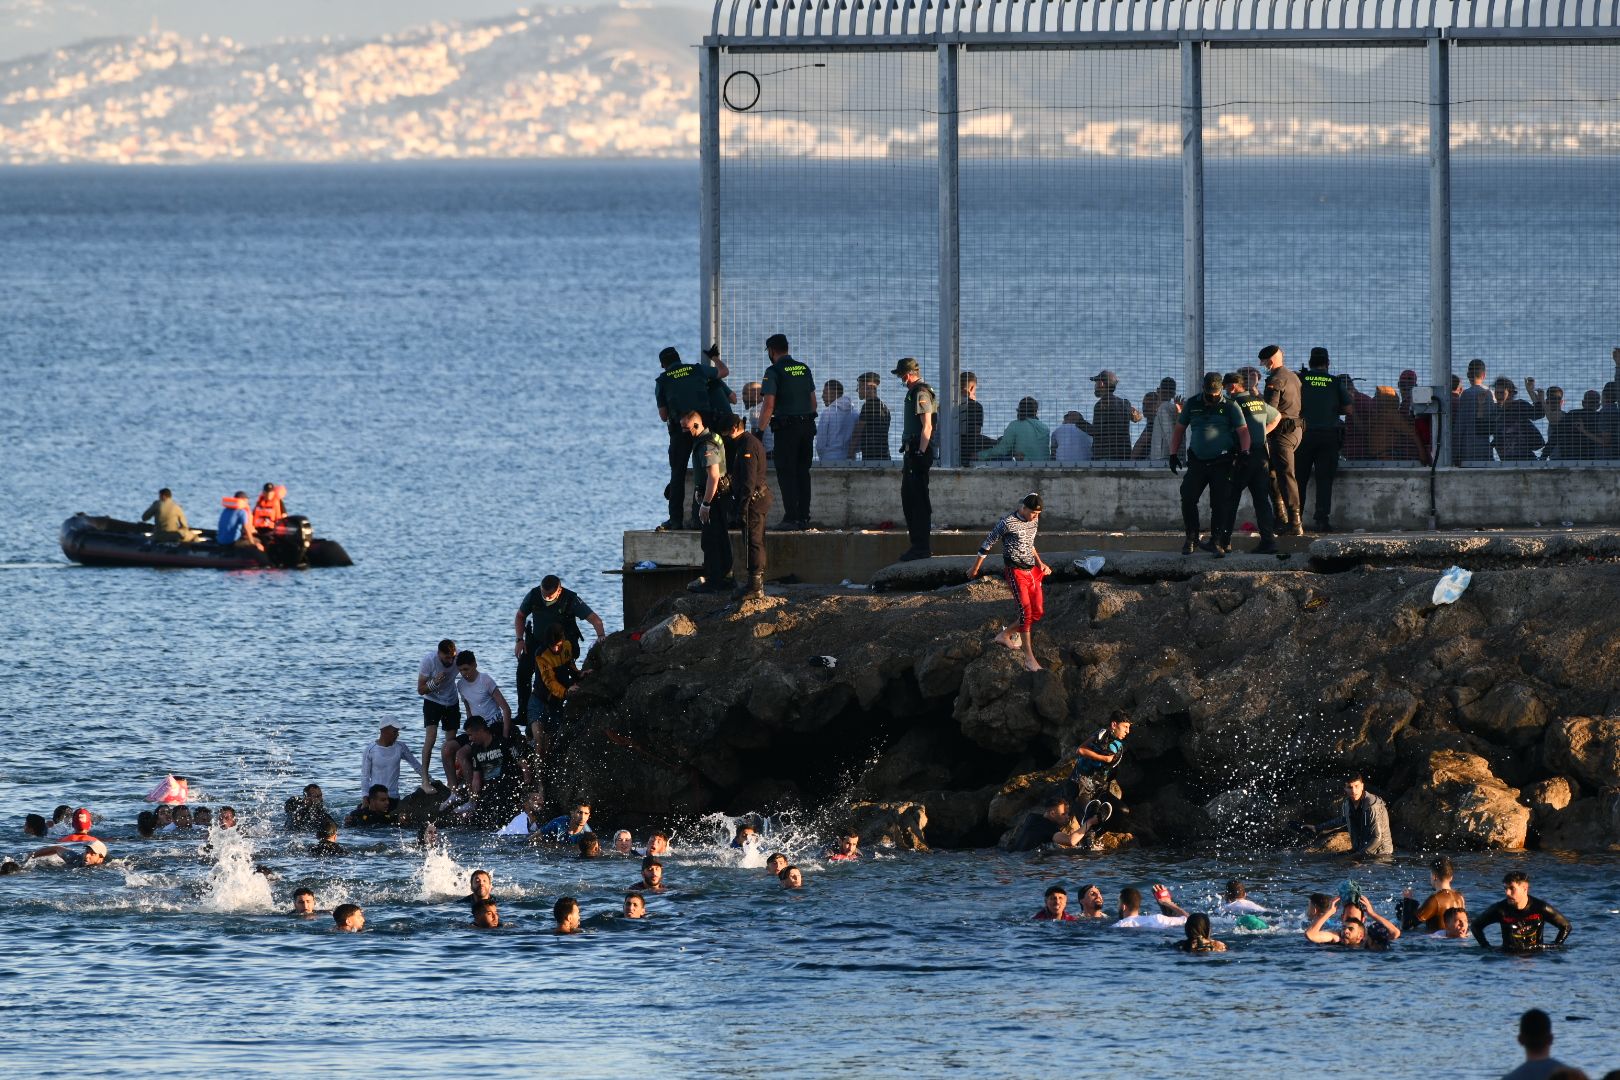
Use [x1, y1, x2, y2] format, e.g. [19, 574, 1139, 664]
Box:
[1307, 773, 1393, 856]
[1455, 357, 1498, 463]
[1500, 1009, 1568, 1080]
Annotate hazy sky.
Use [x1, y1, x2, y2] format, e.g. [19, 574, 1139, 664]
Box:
[1, 0, 705, 57]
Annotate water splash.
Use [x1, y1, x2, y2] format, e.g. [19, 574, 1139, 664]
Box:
[415, 842, 470, 900]
[198, 827, 274, 913]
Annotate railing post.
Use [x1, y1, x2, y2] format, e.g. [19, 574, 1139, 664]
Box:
[937, 42, 961, 468]
[1181, 39, 1205, 398]
[700, 45, 722, 352]
[1429, 34, 1453, 467]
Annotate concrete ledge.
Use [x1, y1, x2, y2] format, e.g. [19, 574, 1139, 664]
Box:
[1309, 527, 1620, 563]
[869, 548, 1305, 592]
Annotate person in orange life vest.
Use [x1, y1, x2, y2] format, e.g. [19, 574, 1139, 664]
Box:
[218, 492, 261, 549]
[58, 807, 99, 843]
[252, 483, 287, 533]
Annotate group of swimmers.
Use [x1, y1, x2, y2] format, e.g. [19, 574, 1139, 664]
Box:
[1032, 857, 1573, 955]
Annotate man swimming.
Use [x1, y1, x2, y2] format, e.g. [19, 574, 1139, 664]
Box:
[333, 904, 365, 932]
[26, 839, 108, 868]
[578, 834, 602, 859]
[1304, 893, 1401, 948]
[612, 830, 635, 855]
[731, 824, 760, 850]
[824, 831, 860, 862]
[1034, 884, 1077, 922]
[623, 893, 647, 919]
[1402, 856, 1466, 932]
[1176, 912, 1226, 953]
[465, 869, 494, 905]
[779, 865, 804, 889]
[1471, 871, 1570, 953]
[636, 859, 666, 892]
[1432, 907, 1472, 941]
[765, 852, 789, 876]
[290, 887, 318, 917]
[471, 900, 501, 929]
[1074, 883, 1108, 919]
[1113, 884, 1187, 930]
[554, 896, 582, 934]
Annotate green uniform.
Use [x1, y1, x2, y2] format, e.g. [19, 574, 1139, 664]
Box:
[1178, 394, 1245, 461]
[655, 362, 716, 419]
[1299, 370, 1351, 430]
[691, 430, 728, 498]
[1228, 392, 1277, 456]
[761, 356, 816, 416]
[902, 380, 938, 452]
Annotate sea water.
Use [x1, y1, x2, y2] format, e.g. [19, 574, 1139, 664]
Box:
[1, 163, 1617, 1077]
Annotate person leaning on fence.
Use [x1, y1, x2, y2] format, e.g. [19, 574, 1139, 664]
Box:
[1079, 370, 1141, 461]
[979, 397, 1051, 462]
[1169, 371, 1249, 558]
[1365, 387, 1425, 462]
[1218, 371, 1279, 555]
[851, 371, 891, 461]
[895, 357, 937, 562]
[1131, 390, 1160, 459]
[655, 346, 718, 531]
[703, 344, 738, 429]
[754, 334, 817, 530]
[1295, 347, 1351, 533]
[1051, 410, 1092, 463]
[1259, 345, 1304, 535]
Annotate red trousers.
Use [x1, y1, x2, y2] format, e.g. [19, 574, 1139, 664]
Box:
[1005, 566, 1045, 632]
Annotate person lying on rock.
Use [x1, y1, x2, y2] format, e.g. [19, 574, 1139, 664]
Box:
[968, 491, 1051, 674]
[1303, 773, 1394, 857]
[1034, 884, 1077, 922]
[1113, 884, 1187, 930]
[1401, 856, 1467, 932]
[1304, 893, 1401, 949]
[1003, 794, 1084, 852]
[1472, 870, 1570, 953]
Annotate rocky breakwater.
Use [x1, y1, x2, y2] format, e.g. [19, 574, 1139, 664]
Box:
[558, 552, 1620, 853]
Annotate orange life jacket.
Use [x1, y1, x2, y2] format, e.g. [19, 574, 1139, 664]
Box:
[221, 495, 250, 511]
[252, 486, 286, 531]
[58, 832, 100, 844]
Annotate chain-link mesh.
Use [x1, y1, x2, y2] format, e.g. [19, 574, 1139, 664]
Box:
[1205, 45, 1431, 467]
[718, 49, 938, 463]
[958, 48, 1181, 467]
[1451, 44, 1620, 465]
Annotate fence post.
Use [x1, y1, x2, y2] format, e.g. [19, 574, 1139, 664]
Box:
[700, 45, 722, 352]
[1428, 35, 1453, 466]
[1181, 39, 1205, 398]
[937, 42, 961, 468]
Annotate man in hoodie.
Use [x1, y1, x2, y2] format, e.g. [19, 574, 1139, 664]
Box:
[1305, 773, 1394, 856]
[815, 379, 857, 462]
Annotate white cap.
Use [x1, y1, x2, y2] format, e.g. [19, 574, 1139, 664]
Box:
[86, 840, 109, 857]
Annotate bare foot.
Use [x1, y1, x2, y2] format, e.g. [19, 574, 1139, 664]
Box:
[993, 628, 1022, 650]
[1023, 657, 1043, 672]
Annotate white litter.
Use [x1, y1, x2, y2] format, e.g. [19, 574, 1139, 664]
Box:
[634, 560, 658, 570]
[1431, 565, 1472, 605]
[1073, 556, 1106, 577]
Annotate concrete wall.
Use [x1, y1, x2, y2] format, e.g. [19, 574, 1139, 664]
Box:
[757, 464, 1620, 532]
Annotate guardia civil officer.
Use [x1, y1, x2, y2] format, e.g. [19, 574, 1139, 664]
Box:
[1259, 344, 1304, 535]
[681, 410, 733, 593]
[704, 344, 739, 429]
[752, 334, 817, 530]
[724, 413, 770, 599]
[1168, 371, 1250, 557]
[894, 357, 938, 561]
[1295, 346, 1352, 532]
[1219, 371, 1280, 555]
[656, 346, 718, 530]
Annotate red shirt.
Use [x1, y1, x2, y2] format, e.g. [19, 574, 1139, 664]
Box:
[1034, 910, 1078, 922]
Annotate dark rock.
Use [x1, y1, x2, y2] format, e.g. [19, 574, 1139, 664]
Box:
[848, 800, 928, 850]
[1456, 681, 1549, 748]
[987, 764, 1071, 828]
[908, 786, 996, 847]
[641, 612, 698, 653]
[955, 650, 1061, 755]
[1392, 750, 1528, 850]
[1535, 794, 1620, 852]
[1541, 715, 1620, 790]
[865, 727, 956, 795]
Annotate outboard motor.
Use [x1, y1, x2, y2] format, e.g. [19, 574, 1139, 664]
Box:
[266, 515, 313, 568]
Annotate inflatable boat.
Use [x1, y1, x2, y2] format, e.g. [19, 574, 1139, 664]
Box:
[60, 513, 353, 570]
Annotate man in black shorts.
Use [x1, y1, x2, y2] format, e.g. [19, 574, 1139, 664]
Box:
[513, 575, 605, 726]
[417, 638, 458, 790]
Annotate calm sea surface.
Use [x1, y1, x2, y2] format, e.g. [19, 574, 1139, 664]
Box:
[1, 163, 1617, 1077]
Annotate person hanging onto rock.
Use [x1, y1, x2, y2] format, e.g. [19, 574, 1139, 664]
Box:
[1472, 870, 1571, 953]
[968, 491, 1051, 673]
[1302, 773, 1394, 857]
[1061, 710, 1131, 851]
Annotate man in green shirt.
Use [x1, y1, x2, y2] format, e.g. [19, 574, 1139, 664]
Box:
[1168, 372, 1250, 557]
[683, 410, 734, 592]
[753, 333, 817, 530]
[655, 346, 719, 531]
[140, 488, 196, 541]
[979, 397, 1052, 462]
[1295, 346, 1353, 532]
[1220, 371, 1281, 554]
[895, 357, 937, 561]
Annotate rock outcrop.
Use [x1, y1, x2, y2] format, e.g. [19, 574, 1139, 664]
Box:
[557, 560, 1620, 852]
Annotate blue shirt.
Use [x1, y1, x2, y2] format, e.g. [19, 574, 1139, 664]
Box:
[216, 506, 247, 545]
[538, 815, 593, 842]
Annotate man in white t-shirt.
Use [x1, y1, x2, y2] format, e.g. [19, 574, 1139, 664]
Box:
[417, 638, 459, 789]
[455, 649, 513, 739]
[1112, 884, 1188, 930]
[360, 723, 425, 799]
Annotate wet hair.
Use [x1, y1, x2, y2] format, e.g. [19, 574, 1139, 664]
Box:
[1109, 709, 1132, 727]
[332, 904, 360, 926]
[1016, 396, 1039, 420]
[368, 784, 389, 799]
[415, 822, 437, 845]
[765, 333, 790, 354]
[158, 487, 172, 497]
[24, 813, 47, 837]
[766, 851, 787, 865]
[1044, 792, 1070, 810]
[318, 821, 338, 840]
[52, 806, 72, 823]
[135, 811, 157, 837]
[1308, 892, 1335, 914]
[1308, 347, 1330, 369]
[778, 865, 800, 881]
[193, 806, 212, 821]
[1224, 879, 1246, 901]
[0, 860, 20, 875]
[1184, 912, 1213, 941]
[472, 899, 498, 921]
[1518, 1009, 1552, 1052]
[578, 835, 601, 858]
[303, 784, 321, 797]
[1503, 870, 1530, 887]
[1044, 884, 1067, 900]
[1345, 772, 1367, 785]
[650, 830, 669, 843]
[293, 887, 315, 900]
[1442, 906, 1465, 924]
[1258, 344, 1281, 362]
[624, 891, 646, 908]
[1119, 887, 1142, 912]
[553, 896, 579, 922]
[466, 716, 489, 733]
[1466, 358, 1487, 380]
[456, 650, 476, 667]
[1430, 856, 1454, 881]
[437, 638, 456, 653]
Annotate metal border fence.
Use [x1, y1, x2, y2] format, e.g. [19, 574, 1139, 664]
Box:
[699, 0, 1620, 466]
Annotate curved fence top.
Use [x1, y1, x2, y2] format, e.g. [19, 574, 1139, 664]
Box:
[708, 0, 1620, 44]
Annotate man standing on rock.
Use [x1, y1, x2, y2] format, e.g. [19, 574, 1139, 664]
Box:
[682, 409, 733, 593]
[725, 413, 769, 600]
[968, 491, 1050, 673]
[895, 357, 937, 561]
[1168, 372, 1249, 557]
[1306, 773, 1393, 856]
[1259, 344, 1305, 534]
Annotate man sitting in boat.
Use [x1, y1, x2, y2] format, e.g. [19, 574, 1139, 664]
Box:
[217, 492, 262, 550]
[140, 488, 197, 542]
[253, 483, 288, 535]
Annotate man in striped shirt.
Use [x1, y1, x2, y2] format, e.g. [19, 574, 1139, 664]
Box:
[968, 492, 1051, 673]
